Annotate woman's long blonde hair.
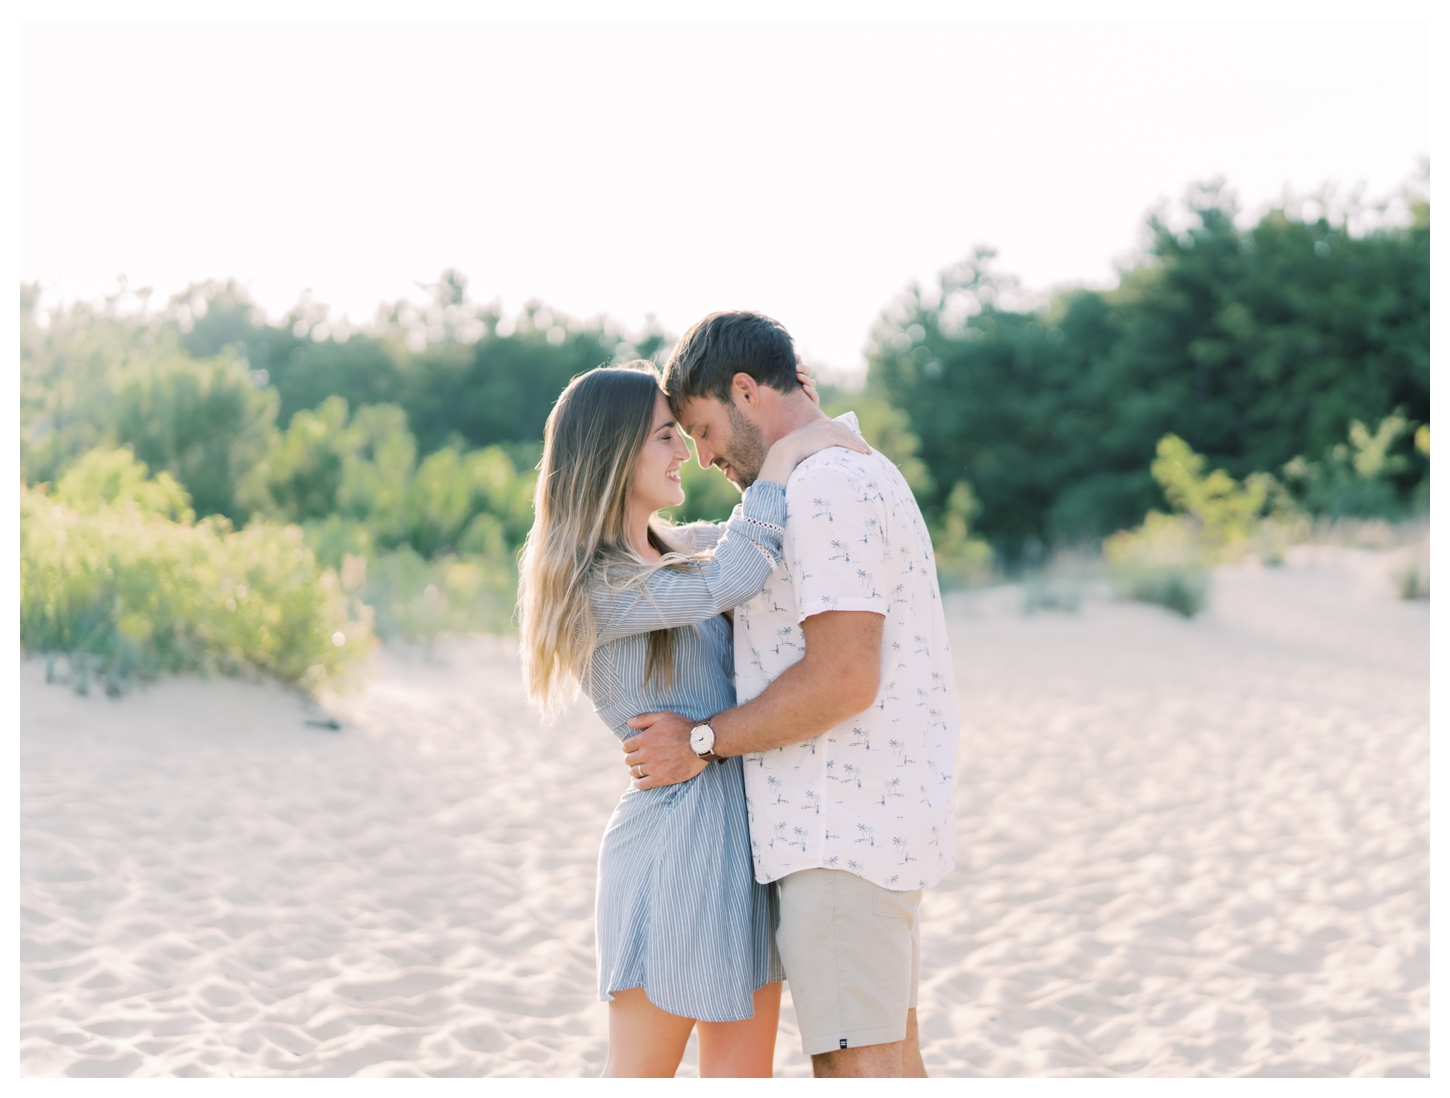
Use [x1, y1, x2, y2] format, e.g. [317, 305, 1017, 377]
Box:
[518, 362, 700, 717]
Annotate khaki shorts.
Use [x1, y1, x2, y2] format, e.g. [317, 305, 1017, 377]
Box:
[775, 868, 921, 1057]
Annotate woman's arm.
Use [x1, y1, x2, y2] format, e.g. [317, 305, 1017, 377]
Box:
[592, 482, 787, 642]
[592, 409, 869, 642]
[671, 521, 726, 553]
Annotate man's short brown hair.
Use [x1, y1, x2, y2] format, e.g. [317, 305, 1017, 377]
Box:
[662, 311, 799, 411]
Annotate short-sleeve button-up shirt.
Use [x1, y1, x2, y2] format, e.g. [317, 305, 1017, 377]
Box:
[735, 413, 960, 891]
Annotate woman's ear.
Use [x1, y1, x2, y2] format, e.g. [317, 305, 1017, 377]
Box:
[731, 372, 761, 407]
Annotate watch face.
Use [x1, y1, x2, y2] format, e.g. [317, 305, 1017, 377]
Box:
[691, 725, 711, 752]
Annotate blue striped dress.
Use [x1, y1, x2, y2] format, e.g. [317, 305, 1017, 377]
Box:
[582, 480, 789, 1022]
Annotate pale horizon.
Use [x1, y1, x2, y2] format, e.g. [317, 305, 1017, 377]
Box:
[18, 19, 1432, 376]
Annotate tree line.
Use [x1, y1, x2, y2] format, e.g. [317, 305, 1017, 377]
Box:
[21, 172, 1430, 576]
[865, 178, 1429, 559]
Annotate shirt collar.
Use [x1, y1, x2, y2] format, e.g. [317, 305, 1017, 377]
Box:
[832, 410, 864, 440]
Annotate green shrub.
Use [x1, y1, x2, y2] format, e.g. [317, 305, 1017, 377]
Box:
[1281, 413, 1421, 520]
[1396, 556, 1430, 601]
[1021, 546, 1104, 614]
[301, 514, 376, 571]
[1021, 576, 1082, 614]
[258, 394, 352, 522]
[361, 547, 518, 645]
[258, 396, 537, 561]
[52, 445, 195, 522]
[1103, 434, 1302, 616]
[20, 448, 371, 693]
[20, 297, 279, 524]
[932, 481, 995, 587]
[1103, 511, 1210, 618]
[110, 351, 279, 523]
[1242, 511, 1311, 567]
[403, 445, 534, 558]
[1150, 434, 1278, 562]
[258, 399, 533, 646]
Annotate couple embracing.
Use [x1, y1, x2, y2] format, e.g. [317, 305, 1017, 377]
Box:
[518, 312, 960, 1078]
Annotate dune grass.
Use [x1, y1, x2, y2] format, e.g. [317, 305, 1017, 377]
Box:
[355, 547, 519, 645]
[21, 449, 372, 695]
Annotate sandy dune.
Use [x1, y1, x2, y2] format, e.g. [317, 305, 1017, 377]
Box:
[20, 546, 1428, 1077]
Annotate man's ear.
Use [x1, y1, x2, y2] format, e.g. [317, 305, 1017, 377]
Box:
[731, 372, 761, 408]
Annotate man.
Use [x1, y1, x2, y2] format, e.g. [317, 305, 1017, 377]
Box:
[623, 311, 960, 1078]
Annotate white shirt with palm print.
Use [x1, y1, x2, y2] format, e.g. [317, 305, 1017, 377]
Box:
[734, 412, 960, 891]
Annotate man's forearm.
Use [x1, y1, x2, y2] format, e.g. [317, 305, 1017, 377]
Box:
[713, 612, 883, 757]
[713, 659, 852, 756]
[622, 612, 883, 786]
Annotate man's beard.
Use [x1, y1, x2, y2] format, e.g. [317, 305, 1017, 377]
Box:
[721, 402, 769, 489]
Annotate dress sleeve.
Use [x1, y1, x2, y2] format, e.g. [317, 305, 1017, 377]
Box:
[592, 481, 786, 643]
[670, 520, 726, 553]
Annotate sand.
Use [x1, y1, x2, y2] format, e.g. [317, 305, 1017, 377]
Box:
[19, 545, 1429, 1077]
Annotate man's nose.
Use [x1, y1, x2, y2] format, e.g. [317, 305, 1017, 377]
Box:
[693, 441, 713, 469]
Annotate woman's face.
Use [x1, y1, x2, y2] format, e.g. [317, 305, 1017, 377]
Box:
[629, 392, 691, 515]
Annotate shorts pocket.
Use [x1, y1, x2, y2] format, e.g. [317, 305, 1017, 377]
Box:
[872, 887, 922, 920]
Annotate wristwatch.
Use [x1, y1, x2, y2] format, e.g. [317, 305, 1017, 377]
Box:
[690, 720, 726, 764]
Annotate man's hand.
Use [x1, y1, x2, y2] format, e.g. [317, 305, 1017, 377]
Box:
[622, 711, 705, 789]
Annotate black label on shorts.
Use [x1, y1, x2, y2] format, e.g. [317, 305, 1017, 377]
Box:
[840, 1039, 848, 1049]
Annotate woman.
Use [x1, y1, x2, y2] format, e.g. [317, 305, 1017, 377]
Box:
[517, 361, 867, 1077]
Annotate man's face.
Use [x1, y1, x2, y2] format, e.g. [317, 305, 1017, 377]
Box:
[676, 394, 770, 490]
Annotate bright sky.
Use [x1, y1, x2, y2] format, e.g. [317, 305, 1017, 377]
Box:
[17, 16, 1433, 377]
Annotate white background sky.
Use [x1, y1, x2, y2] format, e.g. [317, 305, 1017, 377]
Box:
[16, 15, 1434, 377]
